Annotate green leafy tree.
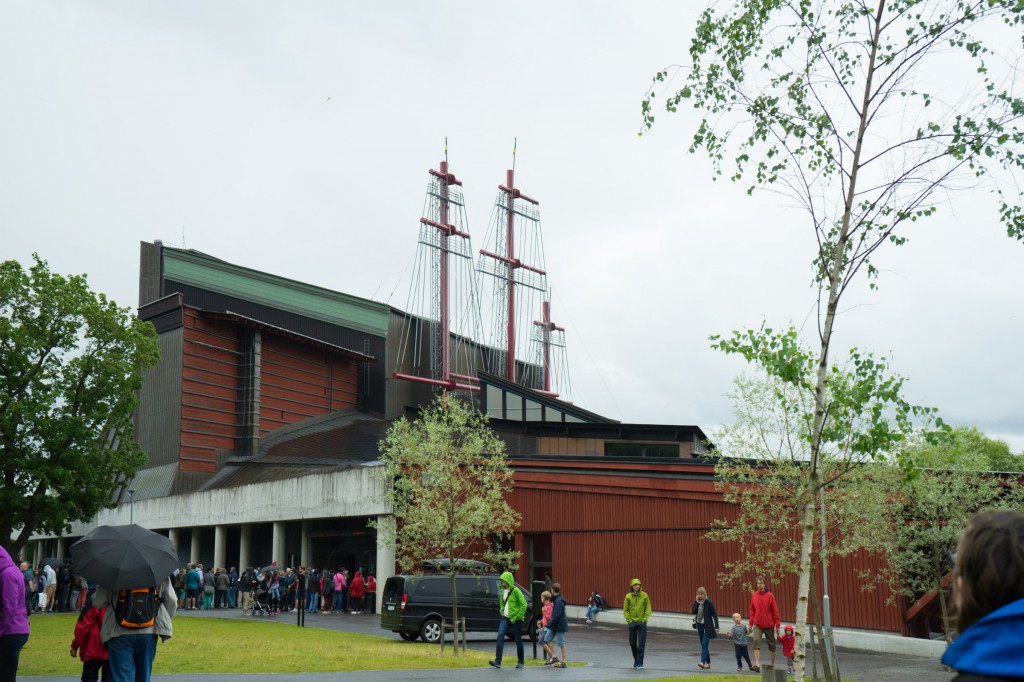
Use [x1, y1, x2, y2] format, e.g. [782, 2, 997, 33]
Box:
[920, 425, 1024, 473]
[371, 393, 520, 651]
[0, 256, 159, 555]
[643, 2, 1024, 677]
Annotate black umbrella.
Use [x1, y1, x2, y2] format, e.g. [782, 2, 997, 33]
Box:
[258, 564, 281, 575]
[70, 524, 178, 591]
[41, 557, 63, 569]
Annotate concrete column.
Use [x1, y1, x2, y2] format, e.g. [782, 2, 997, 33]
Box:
[214, 525, 226, 569]
[272, 521, 285, 569]
[300, 521, 311, 568]
[56, 538, 66, 561]
[191, 528, 202, 564]
[375, 515, 396, 614]
[239, 524, 252, 570]
[35, 540, 43, 567]
[168, 528, 180, 561]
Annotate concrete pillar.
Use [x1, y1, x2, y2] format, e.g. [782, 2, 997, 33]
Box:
[56, 538, 66, 561]
[168, 528, 180, 561]
[300, 521, 311, 568]
[239, 524, 252, 570]
[214, 525, 226, 569]
[35, 540, 43, 567]
[375, 515, 396, 615]
[272, 521, 285, 569]
[191, 528, 202, 564]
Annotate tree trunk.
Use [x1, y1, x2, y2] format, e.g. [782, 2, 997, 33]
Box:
[795, 3, 886, 680]
[810, 569, 837, 682]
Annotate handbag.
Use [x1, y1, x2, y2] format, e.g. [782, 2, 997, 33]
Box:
[691, 616, 698, 629]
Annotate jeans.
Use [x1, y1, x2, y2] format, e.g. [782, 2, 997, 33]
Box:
[306, 592, 319, 612]
[494, 616, 524, 665]
[107, 633, 158, 682]
[585, 605, 601, 620]
[628, 621, 647, 666]
[697, 624, 710, 664]
[334, 591, 344, 611]
[0, 633, 29, 682]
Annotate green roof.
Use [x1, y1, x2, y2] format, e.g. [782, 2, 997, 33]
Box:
[163, 248, 389, 336]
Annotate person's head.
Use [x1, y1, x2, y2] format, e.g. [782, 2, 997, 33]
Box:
[551, 582, 561, 595]
[541, 590, 551, 604]
[784, 625, 794, 635]
[630, 578, 641, 592]
[696, 586, 707, 601]
[951, 510, 1024, 633]
[756, 576, 766, 593]
[19, 561, 27, 571]
[732, 612, 742, 624]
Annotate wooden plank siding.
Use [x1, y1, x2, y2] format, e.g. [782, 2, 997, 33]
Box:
[508, 462, 903, 632]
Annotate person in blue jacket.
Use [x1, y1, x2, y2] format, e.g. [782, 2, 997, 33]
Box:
[941, 510, 1024, 681]
[546, 583, 569, 668]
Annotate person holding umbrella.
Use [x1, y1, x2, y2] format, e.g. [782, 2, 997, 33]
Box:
[1, 545, 30, 681]
[72, 524, 178, 682]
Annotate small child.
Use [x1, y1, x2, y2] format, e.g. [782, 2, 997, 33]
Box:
[729, 612, 754, 672]
[780, 624, 796, 674]
[539, 591, 557, 665]
[70, 599, 110, 682]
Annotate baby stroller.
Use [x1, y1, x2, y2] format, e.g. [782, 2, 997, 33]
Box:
[252, 587, 272, 616]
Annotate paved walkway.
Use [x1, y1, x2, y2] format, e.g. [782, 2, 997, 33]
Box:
[26, 607, 955, 681]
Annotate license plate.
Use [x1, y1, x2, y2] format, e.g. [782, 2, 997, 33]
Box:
[387, 605, 395, 611]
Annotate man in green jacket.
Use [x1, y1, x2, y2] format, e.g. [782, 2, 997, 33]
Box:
[623, 578, 651, 669]
[489, 571, 527, 669]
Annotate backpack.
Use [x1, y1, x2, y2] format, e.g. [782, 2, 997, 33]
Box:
[113, 587, 160, 628]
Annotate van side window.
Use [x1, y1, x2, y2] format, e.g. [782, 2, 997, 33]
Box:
[456, 577, 489, 600]
[414, 579, 446, 598]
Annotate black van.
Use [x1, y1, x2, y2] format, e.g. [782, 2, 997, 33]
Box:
[381, 573, 537, 643]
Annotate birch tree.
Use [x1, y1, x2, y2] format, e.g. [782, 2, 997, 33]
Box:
[643, 2, 1024, 677]
[371, 393, 520, 652]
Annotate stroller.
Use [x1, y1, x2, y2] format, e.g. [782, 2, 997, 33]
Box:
[251, 587, 272, 616]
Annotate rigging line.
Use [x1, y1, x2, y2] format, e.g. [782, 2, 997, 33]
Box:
[550, 288, 621, 419]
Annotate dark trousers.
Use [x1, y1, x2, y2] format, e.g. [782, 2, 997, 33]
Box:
[82, 658, 112, 682]
[628, 621, 647, 666]
[107, 633, 157, 682]
[0, 633, 29, 682]
[735, 643, 752, 668]
[367, 591, 376, 614]
[494, 616, 524, 664]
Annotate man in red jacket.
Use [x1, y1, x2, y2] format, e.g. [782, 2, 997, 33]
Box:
[748, 576, 780, 672]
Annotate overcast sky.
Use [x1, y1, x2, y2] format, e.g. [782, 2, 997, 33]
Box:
[3, 1, 1022, 451]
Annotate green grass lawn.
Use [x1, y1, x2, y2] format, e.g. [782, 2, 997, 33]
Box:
[21, 614, 566, 675]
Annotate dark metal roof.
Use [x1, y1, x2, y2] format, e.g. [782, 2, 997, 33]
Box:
[205, 311, 376, 363]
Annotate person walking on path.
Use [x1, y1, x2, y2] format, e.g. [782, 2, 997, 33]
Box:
[748, 576, 780, 672]
[692, 586, 720, 670]
[489, 571, 526, 670]
[546, 583, 569, 668]
[349, 571, 365, 614]
[0, 546, 30, 682]
[93, 576, 176, 682]
[70, 599, 110, 682]
[623, 578, 651, 670]
[941, 510, 1024, 681]
[729, 612, 754, 672]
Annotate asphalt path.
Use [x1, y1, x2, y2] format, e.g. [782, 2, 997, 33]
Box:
[26, 607, 955, 681]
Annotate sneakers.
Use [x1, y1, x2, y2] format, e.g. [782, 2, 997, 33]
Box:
[553, 661, 567, 668]
[488, 660, 501, 669]
[737, 667, 743, 672]
[515, 662, 524, 669]
[635, 664, 645, 669]
[544, 657, 557, 666]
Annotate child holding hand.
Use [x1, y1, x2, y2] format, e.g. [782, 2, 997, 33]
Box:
[729, 612, 754, 672]
[539, 591, 557, 665]
[70, 600, 109, 682]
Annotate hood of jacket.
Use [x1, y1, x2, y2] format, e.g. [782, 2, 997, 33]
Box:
[630, 578, 642, 588]
[500, 571, 515, 589]
[942, 596, 1024, 678]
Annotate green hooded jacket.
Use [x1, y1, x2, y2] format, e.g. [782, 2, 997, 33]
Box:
[498, 571, 527, 623]
[623, 578, 651, 624]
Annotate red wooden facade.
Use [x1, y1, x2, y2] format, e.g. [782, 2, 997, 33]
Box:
[507, 458, 904, 633]
[178, 307, 362, 474]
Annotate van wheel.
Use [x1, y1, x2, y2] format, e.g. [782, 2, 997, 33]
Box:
[420, 617, 442, 644]
[399, 632, 418, 641]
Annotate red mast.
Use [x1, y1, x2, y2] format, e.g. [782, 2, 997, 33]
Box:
[532, 300, 564, 395]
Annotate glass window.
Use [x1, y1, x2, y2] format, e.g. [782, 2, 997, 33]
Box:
[486, 384, 503, 418]
[414, 578, 447, 598]
[563, 413, 584, 423]
[605, 443, 643, 458]
[506, 395, 523, 421]
[646, 444, 679, 458]
[456, 577, 490, 600]
[525, 399, 543, 421]
[544, 407, 561, 422]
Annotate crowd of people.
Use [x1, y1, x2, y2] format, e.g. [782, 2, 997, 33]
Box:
[17, 559, 92, 616]
[172, 563, 377, 616]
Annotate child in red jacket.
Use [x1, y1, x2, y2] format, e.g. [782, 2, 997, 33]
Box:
[70, 601, 110, 682]
[779, 624, 796, 674]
